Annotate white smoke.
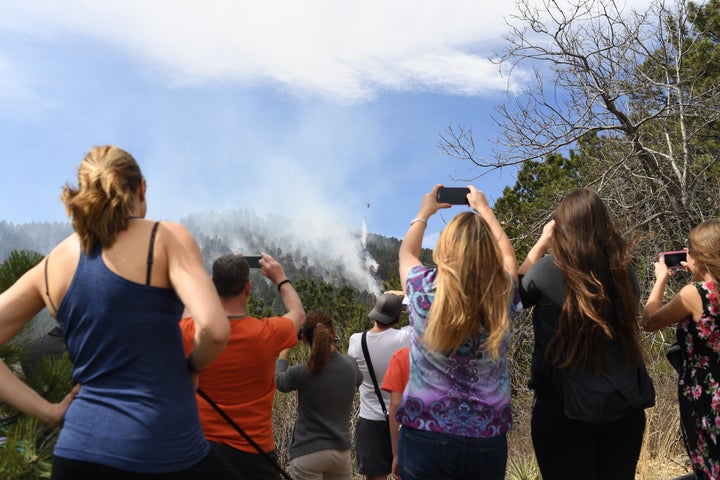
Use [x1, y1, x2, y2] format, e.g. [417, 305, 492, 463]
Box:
[184, 209, 381, 296]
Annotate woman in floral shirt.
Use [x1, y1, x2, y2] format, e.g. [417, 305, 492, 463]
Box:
[397, 185, 521, 480]
[643, 219, 720, 479]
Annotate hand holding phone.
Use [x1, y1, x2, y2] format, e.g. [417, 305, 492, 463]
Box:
[436, 187, 470, 205]
[659, 250, 687, 270]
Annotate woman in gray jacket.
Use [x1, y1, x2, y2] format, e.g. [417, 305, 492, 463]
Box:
[275, 310, 363, 480]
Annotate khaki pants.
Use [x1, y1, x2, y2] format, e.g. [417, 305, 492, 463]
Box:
[290, 449, 352, 480]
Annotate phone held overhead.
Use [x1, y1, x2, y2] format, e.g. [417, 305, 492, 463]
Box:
[436, 187, 470, 205]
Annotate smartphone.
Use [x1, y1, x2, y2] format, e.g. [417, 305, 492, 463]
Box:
[436, 187, 470, 205]
[659, 250, 687, 269]
[243, 255, 262, 269]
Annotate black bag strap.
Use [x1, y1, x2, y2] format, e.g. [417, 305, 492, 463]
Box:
[197, 388, 293, 480]
[361, 331, 388, 420]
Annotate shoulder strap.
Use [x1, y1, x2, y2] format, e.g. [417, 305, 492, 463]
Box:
[44, 257, 59, 316]
[361, 331, 388, 420]
[145, 222, 160, 286]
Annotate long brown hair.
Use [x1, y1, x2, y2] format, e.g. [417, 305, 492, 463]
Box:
[688, 220, 720, 283]
[423, 211, 513, 358]
[301, 310, 335, 374]
[547, 189, 641, 374]
[61, 146, 144, 254]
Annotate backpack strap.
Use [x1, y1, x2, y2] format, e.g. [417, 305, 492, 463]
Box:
[361, 331, 389, 421]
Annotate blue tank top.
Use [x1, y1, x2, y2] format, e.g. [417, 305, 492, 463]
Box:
[53, 242, 209, 473]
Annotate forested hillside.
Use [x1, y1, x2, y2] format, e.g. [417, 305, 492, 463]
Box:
[0, 212, 434, 337]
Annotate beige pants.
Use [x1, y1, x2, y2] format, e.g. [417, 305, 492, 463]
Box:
[290, 449, 352, 480]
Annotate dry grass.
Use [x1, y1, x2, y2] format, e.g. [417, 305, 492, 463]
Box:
[635, 339, 694, 480]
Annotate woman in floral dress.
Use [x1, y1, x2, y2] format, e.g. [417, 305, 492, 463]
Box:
[643, 219, 720, 479]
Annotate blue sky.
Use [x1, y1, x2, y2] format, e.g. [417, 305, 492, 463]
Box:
[0, 0, 649, 249]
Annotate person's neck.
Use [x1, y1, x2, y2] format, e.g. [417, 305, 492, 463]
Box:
[370, 323, 392, 333]
[222, 297, 247, 319]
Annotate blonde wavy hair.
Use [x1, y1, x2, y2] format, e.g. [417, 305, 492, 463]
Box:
[688, 219, 720, 283]
[423, 211, 512, 358]
[61, 146, 144, 254]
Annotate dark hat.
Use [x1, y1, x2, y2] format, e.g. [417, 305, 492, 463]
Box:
[368, 293, 402, 325]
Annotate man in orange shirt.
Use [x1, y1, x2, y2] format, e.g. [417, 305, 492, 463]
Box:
[181, 253, 305, 480]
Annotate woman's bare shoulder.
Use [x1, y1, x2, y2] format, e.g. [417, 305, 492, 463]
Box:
[47, 233, 81, 260]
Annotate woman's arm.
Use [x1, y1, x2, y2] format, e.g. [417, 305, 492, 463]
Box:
[399, 185, 449, 292]
[0, 261, 79, 425]
[468, 186, 518, 283]
[275, 355, 302, 393]
[642, 259, 701, 331]
[518, 220, 554, 276]
[165, 222, 229, 372]
[0, 362, 79, 425]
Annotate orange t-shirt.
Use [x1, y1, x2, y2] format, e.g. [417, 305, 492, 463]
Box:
[180, 315, 298, 453]
[381, 347, 410, 394]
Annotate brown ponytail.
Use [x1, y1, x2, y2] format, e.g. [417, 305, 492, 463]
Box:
[61, 146, 143, 254]
[303, 310, 335, 374]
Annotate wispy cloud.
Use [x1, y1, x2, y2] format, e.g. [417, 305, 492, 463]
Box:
[0, 0, 523, 103]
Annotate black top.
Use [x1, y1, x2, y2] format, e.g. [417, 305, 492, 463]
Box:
[519, 255, 640, 389]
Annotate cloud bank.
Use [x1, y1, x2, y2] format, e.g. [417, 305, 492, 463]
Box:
[1, 0, 521, 103]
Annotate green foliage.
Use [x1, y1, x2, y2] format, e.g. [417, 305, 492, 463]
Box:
[0, 416, 58, 479]
[24, 355, 73, 405]
[494, 152, 585, 258]
[366, 233, 434, 285]
[0, 250, 44, 293]
[293, 279, 372, 352]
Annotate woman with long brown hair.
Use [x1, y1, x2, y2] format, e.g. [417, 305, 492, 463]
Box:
[643, 220, 720, 479]
[275, 310, 362, 480]
[0, 146, 240, 479]
[396, 184, 521, 480]
[520, 188, 653, 479]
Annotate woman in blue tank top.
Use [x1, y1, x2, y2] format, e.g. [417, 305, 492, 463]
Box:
[0, 146, 243, 479]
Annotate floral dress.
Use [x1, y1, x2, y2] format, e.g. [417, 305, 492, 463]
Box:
[678, 280, 720, 479]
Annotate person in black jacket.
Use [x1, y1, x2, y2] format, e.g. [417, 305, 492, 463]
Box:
[519, 188, 653, 480]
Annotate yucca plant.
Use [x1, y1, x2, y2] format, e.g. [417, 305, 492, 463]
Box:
[506, 454, 542, 480]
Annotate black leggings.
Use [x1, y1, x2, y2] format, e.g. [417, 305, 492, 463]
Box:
[531, 381, 646, 480]
[51, 449, 245, 480]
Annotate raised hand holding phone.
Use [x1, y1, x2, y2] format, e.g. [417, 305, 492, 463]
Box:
[436, 187, 470, 205]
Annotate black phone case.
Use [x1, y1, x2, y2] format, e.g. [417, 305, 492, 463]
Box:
[244, 256, 262, 268]
[436, 187, 469, 205]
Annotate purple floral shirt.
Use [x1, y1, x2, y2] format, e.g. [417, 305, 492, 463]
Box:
[397, 265, 522, 438]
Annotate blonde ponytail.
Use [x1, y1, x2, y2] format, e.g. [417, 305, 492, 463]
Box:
[61, 146, 143, 254]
